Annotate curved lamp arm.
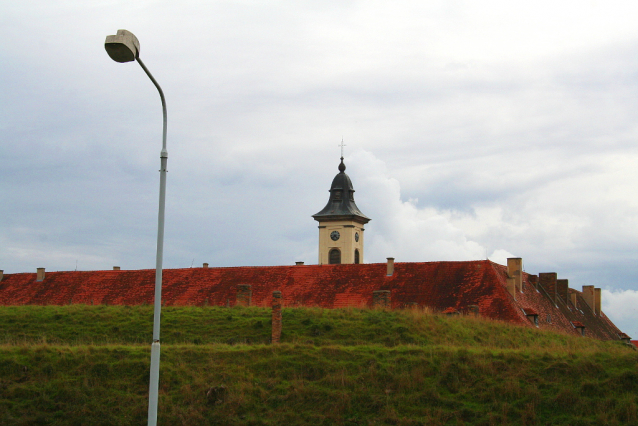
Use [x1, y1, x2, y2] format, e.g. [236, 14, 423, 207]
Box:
[104, 29, 167, 426]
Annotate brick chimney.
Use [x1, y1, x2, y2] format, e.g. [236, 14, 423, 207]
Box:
[236, 284, 252, 307]
[271, 291, 282, 344]
[595, 288, 602, 316]
[528, 274, 538, 290]
[0, 270, 3, 281]
[507, 258, 523, 292]
[36, 268, 45, 282]
[113, 266, 121, 270]
[386, 258, 395, 276]
[570, 292, 578, 309]
[539, 273, 557, 304]
[582, 285, 595, 314]
[556, 279, 569, 303]
[506, 277, 517, 299]
[203, 263, 209, 269]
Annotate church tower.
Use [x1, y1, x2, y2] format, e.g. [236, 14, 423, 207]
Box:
[312, 157, 370, 264]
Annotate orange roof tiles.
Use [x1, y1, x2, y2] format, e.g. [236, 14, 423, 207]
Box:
[0, 260, 625, 341]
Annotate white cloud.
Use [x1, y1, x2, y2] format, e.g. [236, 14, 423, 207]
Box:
[488, 249, 516, 266]
[602, 289, 638, 339]
[349, 151, 488, 263]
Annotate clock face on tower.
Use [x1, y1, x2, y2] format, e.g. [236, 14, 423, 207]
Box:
[355, 232, 359, 242]
[330, 231, 340, 241]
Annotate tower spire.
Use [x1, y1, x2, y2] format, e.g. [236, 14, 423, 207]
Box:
[338, 137, 346, 159]
[338, 138, 347, 172]
[312, 146, 370, 265]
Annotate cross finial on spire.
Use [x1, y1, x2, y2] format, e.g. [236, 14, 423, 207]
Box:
[338, 137, 346, 159]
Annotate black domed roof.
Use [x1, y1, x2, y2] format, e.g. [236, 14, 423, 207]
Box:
[312, 157, 370, 224]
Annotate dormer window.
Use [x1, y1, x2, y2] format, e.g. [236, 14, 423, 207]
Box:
[572, 321, 585, 336]
[523, 308, 539, 326]
[618, 333, 632, 344]
[333, 190, 342, 201]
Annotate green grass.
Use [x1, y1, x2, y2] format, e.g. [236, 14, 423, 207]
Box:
[0, 305, 619, 350]
[0, 305, 636, 425]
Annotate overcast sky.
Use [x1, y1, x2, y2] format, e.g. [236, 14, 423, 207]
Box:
[2, 0, 637, 336]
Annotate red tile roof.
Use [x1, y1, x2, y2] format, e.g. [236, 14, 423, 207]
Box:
[0, 260, 625, 341]
[492, 263, 623, 340]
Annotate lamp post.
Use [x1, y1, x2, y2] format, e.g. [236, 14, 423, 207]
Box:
[105, 30, 167, 426]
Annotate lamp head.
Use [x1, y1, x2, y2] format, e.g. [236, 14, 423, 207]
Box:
[105, 29, 140, 63]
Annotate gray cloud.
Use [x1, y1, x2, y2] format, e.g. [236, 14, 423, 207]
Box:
[1, 0, 638, 337]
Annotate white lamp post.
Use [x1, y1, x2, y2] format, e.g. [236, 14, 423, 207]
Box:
[105, 29, 167, 426]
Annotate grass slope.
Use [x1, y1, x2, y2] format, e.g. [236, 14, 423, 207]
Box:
[0, 305, 636, 426]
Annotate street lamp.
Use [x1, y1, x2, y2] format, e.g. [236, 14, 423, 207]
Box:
[105, 30, 167, 426]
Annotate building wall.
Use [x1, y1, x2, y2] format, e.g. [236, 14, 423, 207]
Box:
[317, 220, 365, 264]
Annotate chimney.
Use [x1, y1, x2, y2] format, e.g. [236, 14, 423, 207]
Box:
[295, 261, 304, 265]
[386, 258, 395, 276]
[507, 258, 523, 292]
[556, 279, 569, 303]
[36, 267, 45, 282]
[528, 274, 538, 290]
[570, 292, 578, 309]
[0, 270, 3, 281]
[582, 285, 595, 313]
[539, 273, 557, 304]
[113, 266, 121, 270]
[506, 277, 517, 299]
[595, 288, 602, 316]
[203, 263, 209, 269]
[271, 291, 282, 344]
[236, 284, 252, 307]
[373, 290, 391, 309]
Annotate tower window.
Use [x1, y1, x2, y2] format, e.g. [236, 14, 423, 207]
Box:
[329, 248, 341, 264]
[354, 249, 360, 264]
[333, 190, 342, 201]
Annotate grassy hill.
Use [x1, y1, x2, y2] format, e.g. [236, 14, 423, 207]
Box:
[0, 305, 636, 425]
